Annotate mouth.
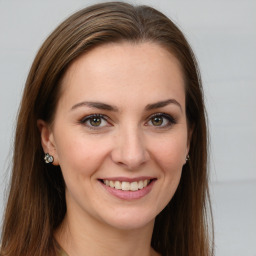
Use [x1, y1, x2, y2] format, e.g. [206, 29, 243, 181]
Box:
[100, 179, 153, 191]
[99, 178, 156, 200]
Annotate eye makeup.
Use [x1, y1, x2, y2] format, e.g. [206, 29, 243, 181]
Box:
[146, 112, 177, 129]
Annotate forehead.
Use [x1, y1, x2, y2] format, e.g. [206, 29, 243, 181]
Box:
[58, 42, 185, 110]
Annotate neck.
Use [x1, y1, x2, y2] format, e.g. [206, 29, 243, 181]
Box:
[55, 207, 158, 256]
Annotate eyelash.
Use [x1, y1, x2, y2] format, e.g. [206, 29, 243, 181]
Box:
[79, 113, 176, 130]
[146, 113, 177, 128]
[80, 114, 110, 130]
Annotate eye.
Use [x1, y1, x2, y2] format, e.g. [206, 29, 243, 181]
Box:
[146, 113, 176, 128]
[80, 114, 110, 129]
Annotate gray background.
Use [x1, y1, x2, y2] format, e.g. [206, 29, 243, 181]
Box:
[0, 0, 255, 255]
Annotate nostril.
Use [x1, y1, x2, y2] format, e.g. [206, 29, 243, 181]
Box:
[110, 135, 149, 170]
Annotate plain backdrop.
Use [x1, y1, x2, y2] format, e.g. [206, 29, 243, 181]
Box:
[0, 0, 255, 255]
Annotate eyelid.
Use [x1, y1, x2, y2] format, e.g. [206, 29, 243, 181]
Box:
[146, 112, 177, 127]
[79, 114, 112, 129]
[78, 112, 176, 130]
[80, 114, 107, 123]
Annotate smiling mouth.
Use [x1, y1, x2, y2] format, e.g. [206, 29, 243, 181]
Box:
[100, 179, 154, 191]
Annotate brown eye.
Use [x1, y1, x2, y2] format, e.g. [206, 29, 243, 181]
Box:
[89, 117, 102, 127]
[80, 114, 110, 129]
[147, 113, 177, 128]
[151, 116, 163, 126]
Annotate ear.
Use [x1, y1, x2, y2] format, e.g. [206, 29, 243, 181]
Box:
[37, 119, 59, 165]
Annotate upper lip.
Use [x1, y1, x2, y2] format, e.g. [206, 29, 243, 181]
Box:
[99, 176, 156, 182]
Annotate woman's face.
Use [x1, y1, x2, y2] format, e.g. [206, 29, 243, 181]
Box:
[42, 42, 190, 230]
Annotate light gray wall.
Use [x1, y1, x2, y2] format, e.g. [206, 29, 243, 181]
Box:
[0, 0, 255, 255]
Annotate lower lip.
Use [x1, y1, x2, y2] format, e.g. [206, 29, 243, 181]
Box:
[100, 180, 156, 200]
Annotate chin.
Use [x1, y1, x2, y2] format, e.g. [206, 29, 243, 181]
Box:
[99, 208, 157, 231]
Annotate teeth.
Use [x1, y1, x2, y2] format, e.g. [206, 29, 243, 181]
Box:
[103, 179, 150, 191]
[109, 181, 115, 188]
[138, 180, 144, 189]
[104, 180, 110, 186]
[121, 182, 130, 191]
[130, 181, 138, 191]
[114, 181, 121, 189]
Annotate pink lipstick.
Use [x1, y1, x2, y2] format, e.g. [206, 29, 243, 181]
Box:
[99, 177, 156, 200]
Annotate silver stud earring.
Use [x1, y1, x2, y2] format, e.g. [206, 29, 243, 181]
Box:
[44, 153, 54, 164]
[185, 155, 190, 162]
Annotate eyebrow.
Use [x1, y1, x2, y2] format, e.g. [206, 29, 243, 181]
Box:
[145, 99, 182, 112]
[71, 101, 118, 111]
[71, 98, 182, 112]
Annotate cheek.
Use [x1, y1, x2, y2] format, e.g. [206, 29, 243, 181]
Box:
[54, 132, 110, 177]
[148, 136, 186, 214]
[150, 134, 187, 171]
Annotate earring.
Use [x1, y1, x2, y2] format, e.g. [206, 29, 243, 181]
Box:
[185, 155, 190, 162]
[44, 153, 54, 164]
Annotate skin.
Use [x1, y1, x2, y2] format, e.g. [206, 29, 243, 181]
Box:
[38, 42, 191, 256]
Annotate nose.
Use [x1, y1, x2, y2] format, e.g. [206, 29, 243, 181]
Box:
[111, 127, 150, 170]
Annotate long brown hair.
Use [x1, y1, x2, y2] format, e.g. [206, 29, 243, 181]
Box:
[1, 2, 213, 256]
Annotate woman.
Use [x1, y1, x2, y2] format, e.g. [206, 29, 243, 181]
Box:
[0, 2, 213, 256]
